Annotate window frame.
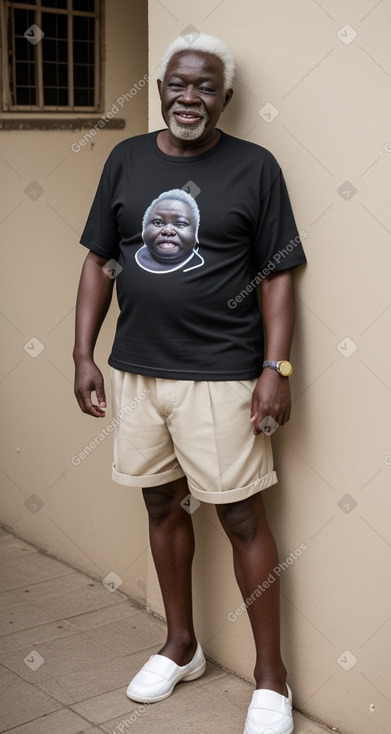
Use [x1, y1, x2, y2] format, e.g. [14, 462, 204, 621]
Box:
[0, 0, 103, 113]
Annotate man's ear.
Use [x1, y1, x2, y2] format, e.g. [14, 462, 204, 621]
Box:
[157, 78, 162, 100]
[222, 88, 233, 111]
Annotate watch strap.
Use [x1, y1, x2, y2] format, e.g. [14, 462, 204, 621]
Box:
[263, 360, 279, 370]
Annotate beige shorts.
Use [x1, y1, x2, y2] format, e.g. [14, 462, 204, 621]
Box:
[110, 369, 277, 505]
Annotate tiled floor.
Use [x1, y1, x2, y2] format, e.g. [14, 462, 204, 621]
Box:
[0, 528, 331, 733]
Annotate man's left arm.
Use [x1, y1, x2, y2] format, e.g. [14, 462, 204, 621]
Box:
[250, 269, 295, 435]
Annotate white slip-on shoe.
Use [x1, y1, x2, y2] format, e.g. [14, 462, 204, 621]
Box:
[126, 642, 206, 703]
[243, 685, 294, 734]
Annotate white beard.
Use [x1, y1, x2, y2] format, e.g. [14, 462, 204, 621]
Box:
[167, 109, 208, 141]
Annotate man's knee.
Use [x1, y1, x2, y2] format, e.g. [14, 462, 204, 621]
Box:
[217, 495, 262, 544]
[142, 479, 187, 526]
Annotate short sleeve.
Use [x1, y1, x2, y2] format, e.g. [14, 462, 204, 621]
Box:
[79, 157, 120, 260]
[254, 169, 306, 273]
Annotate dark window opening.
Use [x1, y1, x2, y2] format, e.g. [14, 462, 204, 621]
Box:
[2, 0, 101, 111]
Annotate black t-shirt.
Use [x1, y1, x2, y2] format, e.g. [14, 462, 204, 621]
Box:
[80, 130, 306, 380]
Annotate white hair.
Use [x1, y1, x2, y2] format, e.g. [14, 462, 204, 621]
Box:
[142, 189, 200, 240]
[159, 33, 235, 92]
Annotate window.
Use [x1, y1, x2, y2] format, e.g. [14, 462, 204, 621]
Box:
[1, 0, 102, 111]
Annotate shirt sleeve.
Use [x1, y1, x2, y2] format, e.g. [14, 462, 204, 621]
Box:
[79, 156, 120, 260]
[253, 169, 307, 273]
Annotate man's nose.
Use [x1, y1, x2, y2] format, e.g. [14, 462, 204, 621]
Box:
[179, 85, 200, 104]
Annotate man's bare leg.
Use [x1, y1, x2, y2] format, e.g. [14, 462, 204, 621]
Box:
[142, 476, 197, 666]
[216, 491, 288, 695]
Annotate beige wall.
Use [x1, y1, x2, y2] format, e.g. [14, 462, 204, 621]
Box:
[147, 2, 391, 734]
[0, 0, 149, 603]
[1, 1, 390, 733]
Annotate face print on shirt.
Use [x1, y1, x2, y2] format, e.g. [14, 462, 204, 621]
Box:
[135, 189, 204, 273]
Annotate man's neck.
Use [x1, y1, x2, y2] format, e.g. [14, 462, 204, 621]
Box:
[156, 128, 221, 157]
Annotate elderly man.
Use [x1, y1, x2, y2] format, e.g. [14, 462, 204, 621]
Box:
[73, 32, 306, 734]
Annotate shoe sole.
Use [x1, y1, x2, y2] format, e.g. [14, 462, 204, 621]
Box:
[244, 724, 293, 734]
[126, 659, 206, 704]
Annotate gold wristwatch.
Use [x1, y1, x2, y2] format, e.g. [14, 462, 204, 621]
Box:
[262, 360, 293, 377]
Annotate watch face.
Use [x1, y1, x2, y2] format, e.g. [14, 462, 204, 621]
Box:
[278, 360, 293, 377]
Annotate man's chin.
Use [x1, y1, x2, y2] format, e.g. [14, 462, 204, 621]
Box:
[167, 118, 207, 142]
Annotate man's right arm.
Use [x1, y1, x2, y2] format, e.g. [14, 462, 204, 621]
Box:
[73, 250, 115, 417]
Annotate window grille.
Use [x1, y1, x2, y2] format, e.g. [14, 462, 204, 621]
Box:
[1, 0, 101, 111]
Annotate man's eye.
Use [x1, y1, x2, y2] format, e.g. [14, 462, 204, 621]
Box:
[175, 221, 188, 228]
[152, 219, 163, 226]
[168, 83, 183, 88]
[199, 87, 215, 93]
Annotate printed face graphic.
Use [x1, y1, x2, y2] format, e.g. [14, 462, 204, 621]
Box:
[135, 190, 204, 274]
[143, 199, 197, 264]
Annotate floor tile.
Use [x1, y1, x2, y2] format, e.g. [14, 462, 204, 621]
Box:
[64, 600, 141, 631]
[9, 619, 78, 647]
[0, 677, 61, 733]
[0, 662, 18, 686]
[102, 681, 246, 734]
[0, 600, 56, 635]
[70, 688, 148, 725]
[35, 654, 140, 705]
[0, 631, 118, 683]
[13, 572, 128, 619]
[203, 668, 254, 711]
[169, 683, 248, 732]
[293, 711, 332, 732]
[184, 658, 231, 689]
[0, 590, 25, 608]
[0, 552, 73, 593]
[0, 534, 38, 560]
[35, 676, 77, 705]
[99, 703, 152, 734]
[0, 708, 94, 734]
[83, 615, 165, 657]
[0, 635, 20, 654]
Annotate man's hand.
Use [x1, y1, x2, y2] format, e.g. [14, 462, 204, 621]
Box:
[250, 369, 291, 435]
[74, 357, 107, 417]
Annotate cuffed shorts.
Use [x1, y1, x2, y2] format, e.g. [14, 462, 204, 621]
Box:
[110, 369, 278, 505]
